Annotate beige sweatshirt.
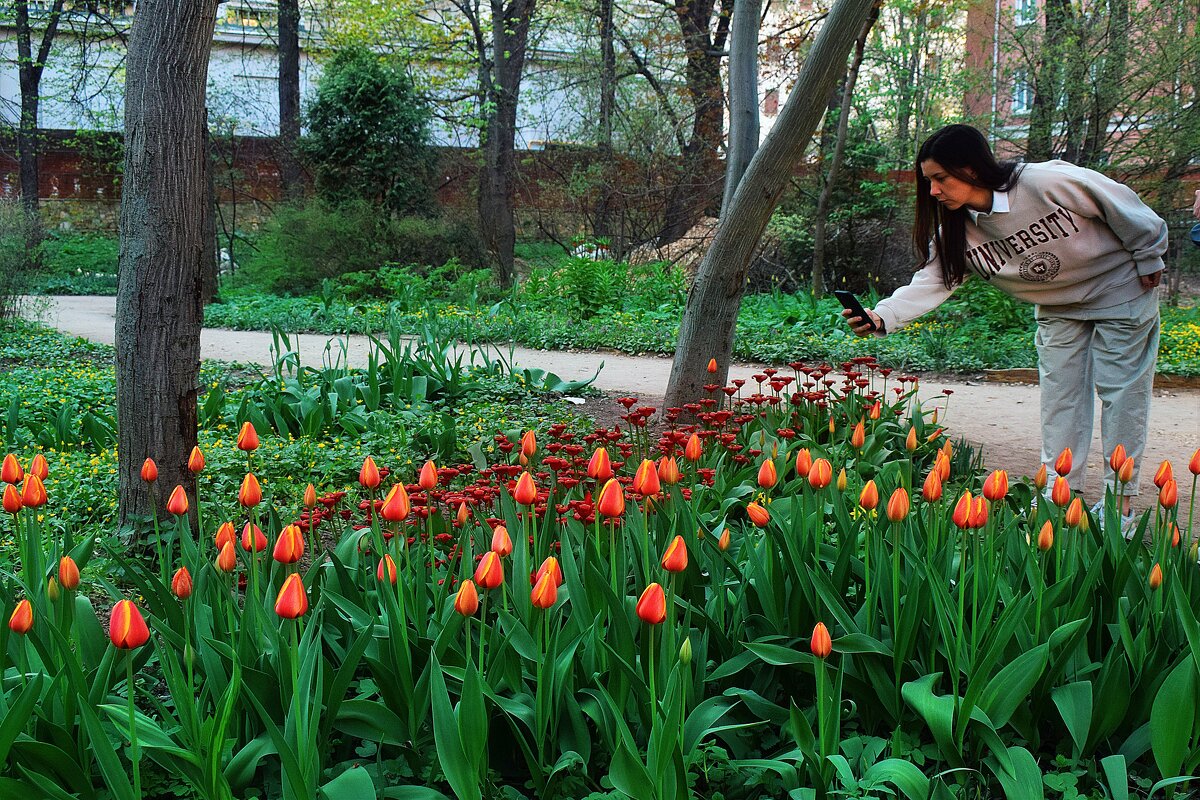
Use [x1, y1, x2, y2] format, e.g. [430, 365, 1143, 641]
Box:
[874, 160, 1167, 332]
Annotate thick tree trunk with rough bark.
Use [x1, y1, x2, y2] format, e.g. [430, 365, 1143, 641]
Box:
[277, 0, 304, 200]
[722, 0, 761, 213]
[478, 0, 536, 288]
[116, 0, 219, 529]
[664, 0, 876, 409]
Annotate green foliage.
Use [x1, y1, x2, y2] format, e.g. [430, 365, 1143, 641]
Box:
[301, 47, 436, 217]
[33, 232, 120, 295]
[0, 199, 39, 318]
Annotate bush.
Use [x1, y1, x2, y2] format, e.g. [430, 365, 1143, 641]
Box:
[35, 232, 120, 295]
[0, 199, 40, 317]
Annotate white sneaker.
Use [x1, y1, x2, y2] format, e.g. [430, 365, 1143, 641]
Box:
[1090, 500, 1137, 540]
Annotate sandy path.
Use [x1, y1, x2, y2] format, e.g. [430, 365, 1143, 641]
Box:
[27, 295, 1200, 509]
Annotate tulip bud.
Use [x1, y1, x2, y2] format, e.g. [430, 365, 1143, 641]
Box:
[491, 524, 513, 556]
[597, 478, 626, 518]
[236, 421, 259, 452]
[679, 637, 692, 665]
[171, 567, 193, 599]
[454, 580, 479, 616]
[810, 622, 832, 659]
[1118, 456, 1135, 484]
[794, 448, 812, 478]
[828, 416, 836, 436]
[140, 458, 158, 483]
[684, 433, 703, 462]
[29, 454, 48, 481]
[1064, 497, 1084, 528]
[657, 456, 681, 486]
[377, 555, 397, 584]
[187, 446, 205, 474]
[1170, 523, 1181, 548]
[47, 578, 60, 603]
[706, 358, 718, 374]
[418, 460, 438, 491]
[757, 458, 777, 489]
[746, 501, 770, 527]
[587, 448, 613, 481]
[512, 472, 538, 505]
[886, 488, 910, 523]
[534, 556, 562, 588]
[632, 459, 661, 497]
[215, 521, 235, 550]
[1149, 563, 1163, 591]
[969, 497, 989, 529]
[1054, 448, 1072, 478]
[905, 427, 918, 453]
[58, 556, 80, 590]
[2, 484, 20, 514]
[1037, 521, 1054, 552]
[109, 600, 150, 648]
[1050, 476, 1071, 508]
[1108, 444, 1127, 473]
[166, 484, 188, 516]
[1153, 461, 1173, 490]
[531, 571, 558, 609]
[1159, 479, 1178, 509]
[717, 528, 731, 551]
[303, 483, 317, 509]
[635, 583, 666, 624]
[241, 522, 267, 553]
[1190, 448, 1200, 477]
[661, 535, 688, 573]
[1, 453, 23, 484]
[380, 483, 410, 522]
[859, 480, 880, 511]
[849, 420, 866, 450]
[20, 473, 46, 508]
[8, 599, 32, 634]
[922, 469, 943, 503]
[1033, 463, 1048, 490]
[216, 541, 237, 572]
[474, 551, 504, 589]
[952, 491, 972, 529]
[275, 574, 309, 619]
[935, 451, 951, 481]
[982, 470, 1008, 502]
[273, 524, 305, 564]
[836, 468, 848, 493]
[359, 457, 381, 490]
[868, 401, 881, 421]
[520, 430, 537, 460]
[808, 459, 832, 490]
[238, 473, 262, 508]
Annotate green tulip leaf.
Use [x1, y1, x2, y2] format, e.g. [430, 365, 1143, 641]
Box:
[319, 765, 377, 800]
[1151, 655, 1197, 778]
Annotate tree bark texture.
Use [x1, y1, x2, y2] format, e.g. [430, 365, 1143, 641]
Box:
[478, 0, 536, 288]
[14, 0, 65, 217]
[277, 0, 304, 200]
[593, 0, 618, 244]
[116, 0, 220, 529]
[721, 0, 761, 213]
[664, 0, 876, 409]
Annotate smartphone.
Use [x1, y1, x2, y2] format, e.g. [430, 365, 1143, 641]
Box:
[833, 290, 876, 332]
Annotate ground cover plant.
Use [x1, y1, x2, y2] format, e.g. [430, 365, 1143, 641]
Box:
[3, 353, 1199, 799]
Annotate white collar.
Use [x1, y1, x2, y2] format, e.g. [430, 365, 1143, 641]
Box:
[970, 189, 1009, 221]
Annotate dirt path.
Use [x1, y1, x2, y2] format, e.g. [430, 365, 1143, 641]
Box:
[28, 295, 1200, 509]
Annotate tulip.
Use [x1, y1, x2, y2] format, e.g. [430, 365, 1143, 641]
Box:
[968, 497, 989, 529]
[1054, 448, 1072, 478]
[836, 468, 848, 493]
[512, 472, 538, 505]
[534, 556, 563, 587]
[58, 556, 80, 590]
[905, 427, 918, 452]
[717, 528, 731, 551]
[849, 420, 866, 450]
[657, 456, 681, 486]
[1149, 563, 1163, 591]
[1033, 463, 1048, 491]
[109, 600, 150, 648]
[635, 583, 666, 624]
[275, 574, 308, 619]
[632, 459, 660, 496]
[868, 401, 882, 420]
[171, 567, 193, 599]
[241, 522, 267, 553]
[706, 358, 718, 373]
[858, 480, 879, 511]
[808, 458, 832, 490]
[1171, 523, 1181, 548]
[597, 478, 626, 518]
[303, 483, 317, 509]
[1118, 456, 1135, 484]
[47, 578, 60, 603]
[235, 473, 261, 508]
[1, 453, 22, 484]
[419, 460, 438, 490]
[679, 637, 693, 665]
[187, 446, 205, 474]
[1190, 448, 1200, 476]
[1064, 497, 1084, 528]
[454, 580, 479, 616]
[161, 484, 188, 517]
[1109, 444, 1127, 473]
[214, 521, 235, 550]
[746, 501, 770, 527]
[757, 458, 777, 489]
[474, 551, 504, 589]
[922, 469, 943, 503]
[794, 448, 812, 478]
[1050, 476, 1071, 508]
[531, 571, 558, 609]
[828, 416, 836, 436]
[982, 470, 1008, 502]
[951, 491, 972, 529]
[216, 541, 237, 572]
[935, 450, 951, 481]
[2, 484, 20, 514]
[1037, 521, 1054, 551]
[20, 474, 46, 508]
[359, 457, 381, 490]
[886, 488, 910, 522]
[1153, 461, 1173, 490]
[376, 555, 397, 584]
[140, 458, 158, 483]
[587, 448, 613, 481]
[810, 622, 832, 659]
[684, 433, 703, 462]
[491, 525, 513, 556]
[8, 599, 32, 634]
[274, 524, 305, 563]
[661, 535, 688, 573]
[520, 430, 537, 459]
[235, 421, 259, 452]
[29, 454, 48, 481]
[379, 483, 410, 522]
[1160, 479, 1178, 509]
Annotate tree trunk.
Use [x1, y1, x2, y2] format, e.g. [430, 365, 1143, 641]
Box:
[1027, 0, 1069, 161]
[478, 0, 536, 288]
[116, 0, 220, 529]
[811, 3, 879, 298]
[1080, 0, 1127, 166]
[277, 0, 304, 201]
[664, 0, 876, 409]
[201, 116, 219, 305]
[14, 0, 65, 218]
[593, 0, 618, 246]
[722, 0, 761, 213]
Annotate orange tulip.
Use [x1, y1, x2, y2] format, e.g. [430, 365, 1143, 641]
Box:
[1160, 479, 1178, 509]
[216, 541, 237, 572]
[187, 446, 205, 474]
[1149, 563, 1163, 591]
[635, 583, 666, 624]
[706, 358, 718, 373]
[1064, 497, 1084, 528]
[858, 480, 879, 511]
[8, 599, 32, 634]
[597, 478, 626, 518]
[171, 567, 193, 599]
[165, 484, 188, 516]
[1054, 448, 1072, 478]
[380, 483, 411, 522]
[520, 430, 537, 459]
[140, 458, 158, 483]
[474, 551, 504, 589]
[746, 501, 770, 527]
[275, 574, 309, 619]
[58, 556, 80, 590]
[109, 600, 150, 648]
[1037, 521, 1054, 551]
[531, 571, 558, 609]
[1118, 456, 1135, 484]
[454, 580, 479, 616]
[2, 484, 20, 514]
[794, 448, 812, 478]
[982, 470, 1008, 502]
[757, 459, 777, 489]
[951, 491, 972, 529]
[274, 524, 305, 564]
[377, 555, 397, 584]
[935, 450, 951, 481]
[534, 556, 563, 587]
[455, 499, 470, 526]
[905, 427, 918, 452]
[632, 459, 660, 497]
[868, 401, 881, 421]
[303, 483, 317, 509]
[29, 454, 48, 481]
[236, 473, 261, 508]
[1, 453, 22, 484]
[810, 622, 832, 659]
[241, 522, 267, 553]
[1108, 444, 1127, 473]
[717, 528, 731, 551]
[684, 433, 703, 462]
[1050, 476, 1071, 508]
[1171, 522, 1181, 548]
[836, 468, 848, 493]
[828, 415, 836, 436]
[850, 420, 866, 450]
[808, 458, 832, 490]
[657, 456, 681, 486]
[359, 457, 381, 490]
[418, 460, 438, 490]
[661, 535, 688, 573]
[214, 521, 235, 550]
[587, 448, 613, 481]
[968, 497, 989, 529]
[20, 474, 46, 508]
[922, 469, 943, 503]
[512, 472, 538, 505]
[236, 421, 259, 452]
[491, 525, 513, 556]
[1033, 463, 1048, 491]
[1153, 460, 1173, 490]
[886, 488, 910, 522]
[1190, 448, 1200, 476]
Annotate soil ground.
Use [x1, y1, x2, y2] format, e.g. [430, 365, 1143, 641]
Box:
[26, 295, 1200, 530]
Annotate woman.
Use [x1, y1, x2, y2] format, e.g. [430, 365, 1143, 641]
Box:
[845, 124, 1166, 518]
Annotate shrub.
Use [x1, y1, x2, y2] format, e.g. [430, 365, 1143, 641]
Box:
[35, 232, 120, 295]
[0, 199, 40, 318]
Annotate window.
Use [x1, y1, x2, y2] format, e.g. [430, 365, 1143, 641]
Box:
[1013, 0, 1037, 25]
[1012, 70, 1033, 115]
[762, 89, 779, 117]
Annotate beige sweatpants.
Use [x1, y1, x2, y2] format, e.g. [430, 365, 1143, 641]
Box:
[1036, 290, 1160, 496]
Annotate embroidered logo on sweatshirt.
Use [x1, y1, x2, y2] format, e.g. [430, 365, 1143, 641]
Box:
[965, 206, 1081, 280]
[1018, 252, 1060, 282]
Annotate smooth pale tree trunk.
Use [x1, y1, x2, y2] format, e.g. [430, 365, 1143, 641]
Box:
[14, 0, 65, 219]
[664, 0, 876, 409]
[811, 3, 879, 297]
[278, 0, 304, 200]
[116, 0, 220, 529]
[722, 0, 761, 213]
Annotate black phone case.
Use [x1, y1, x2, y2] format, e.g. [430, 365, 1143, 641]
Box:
[834, 291, 875, 331]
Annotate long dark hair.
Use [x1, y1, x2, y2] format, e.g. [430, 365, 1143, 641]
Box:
[913, 124, 1021, 289]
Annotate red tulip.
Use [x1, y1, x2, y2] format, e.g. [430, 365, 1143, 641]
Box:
[20, 474, 46, 508]
[58, 556, 80, 590]
[380, 483, 410, 522]
[794, 448, 812, 478]
[661, 535, 688, 573]
[951, 491, 972, 529]
[858, 480, 879, 511]
[810, 622, 832, 659]
[597, 478, 625, 518]
[1050, 476, 1071, 508]
[241, 522, 267, 553]
[982, 470, 1008, 502]
[275, 574, 308, 619]
[520, 430, 537, 459]
[968, 497, 989, 529]
[1, 453, 22, 484]
[214, 521, 235, 550]
[491, 525, 513, 556]
[632, 459, 660, 497]
[455, 580, 479, 616]
[807, 458, 832, 490]
[717, 528, 731, 551]
[165, 484, 188, 516]
[1160, 479, 1178, 509]
[238, 473, 262, 508]
[171, 567, 193, 599]
[377, 555, 397, 584]
[273, 524, 305, 563]
[187, 446, 205, 474]
[534, 556, 563, 587]
[757, 459, 778, 489]
[706, 358, 718, 373]
[512, 472, 538, 505]
[587, 448, 613, 481]
[109, 600, 150, 648]
[8, 599, 32, 634]
[417, 460, 438, 490]
[140, 458, 158, 483]
[886, 488, 910, 522]
[29, 454, 48, 481]
[1054, 448, 1072, 478]
[1189, 448, 1200, 476]
[2, 484, 19, 514]
[531, 571, 558, 609]
[635, 583, 666, 625]
[236, 421, 259, 452]
[474, 551, 504, 589]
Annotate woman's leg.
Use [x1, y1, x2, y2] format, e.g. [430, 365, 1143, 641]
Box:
[1037, 315, 1095, 490]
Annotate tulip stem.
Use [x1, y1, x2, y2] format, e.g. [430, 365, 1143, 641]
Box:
[127, 654, 141, 799]
[647, 625, 656, 715]
[151, 502, 164, 584]
[478, 593, 489, 675]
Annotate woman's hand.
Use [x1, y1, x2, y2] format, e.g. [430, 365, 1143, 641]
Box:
[1192, 189, 1200, 221]
[842, 307, 884, 336]
[1140, 270, 1163, 290]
